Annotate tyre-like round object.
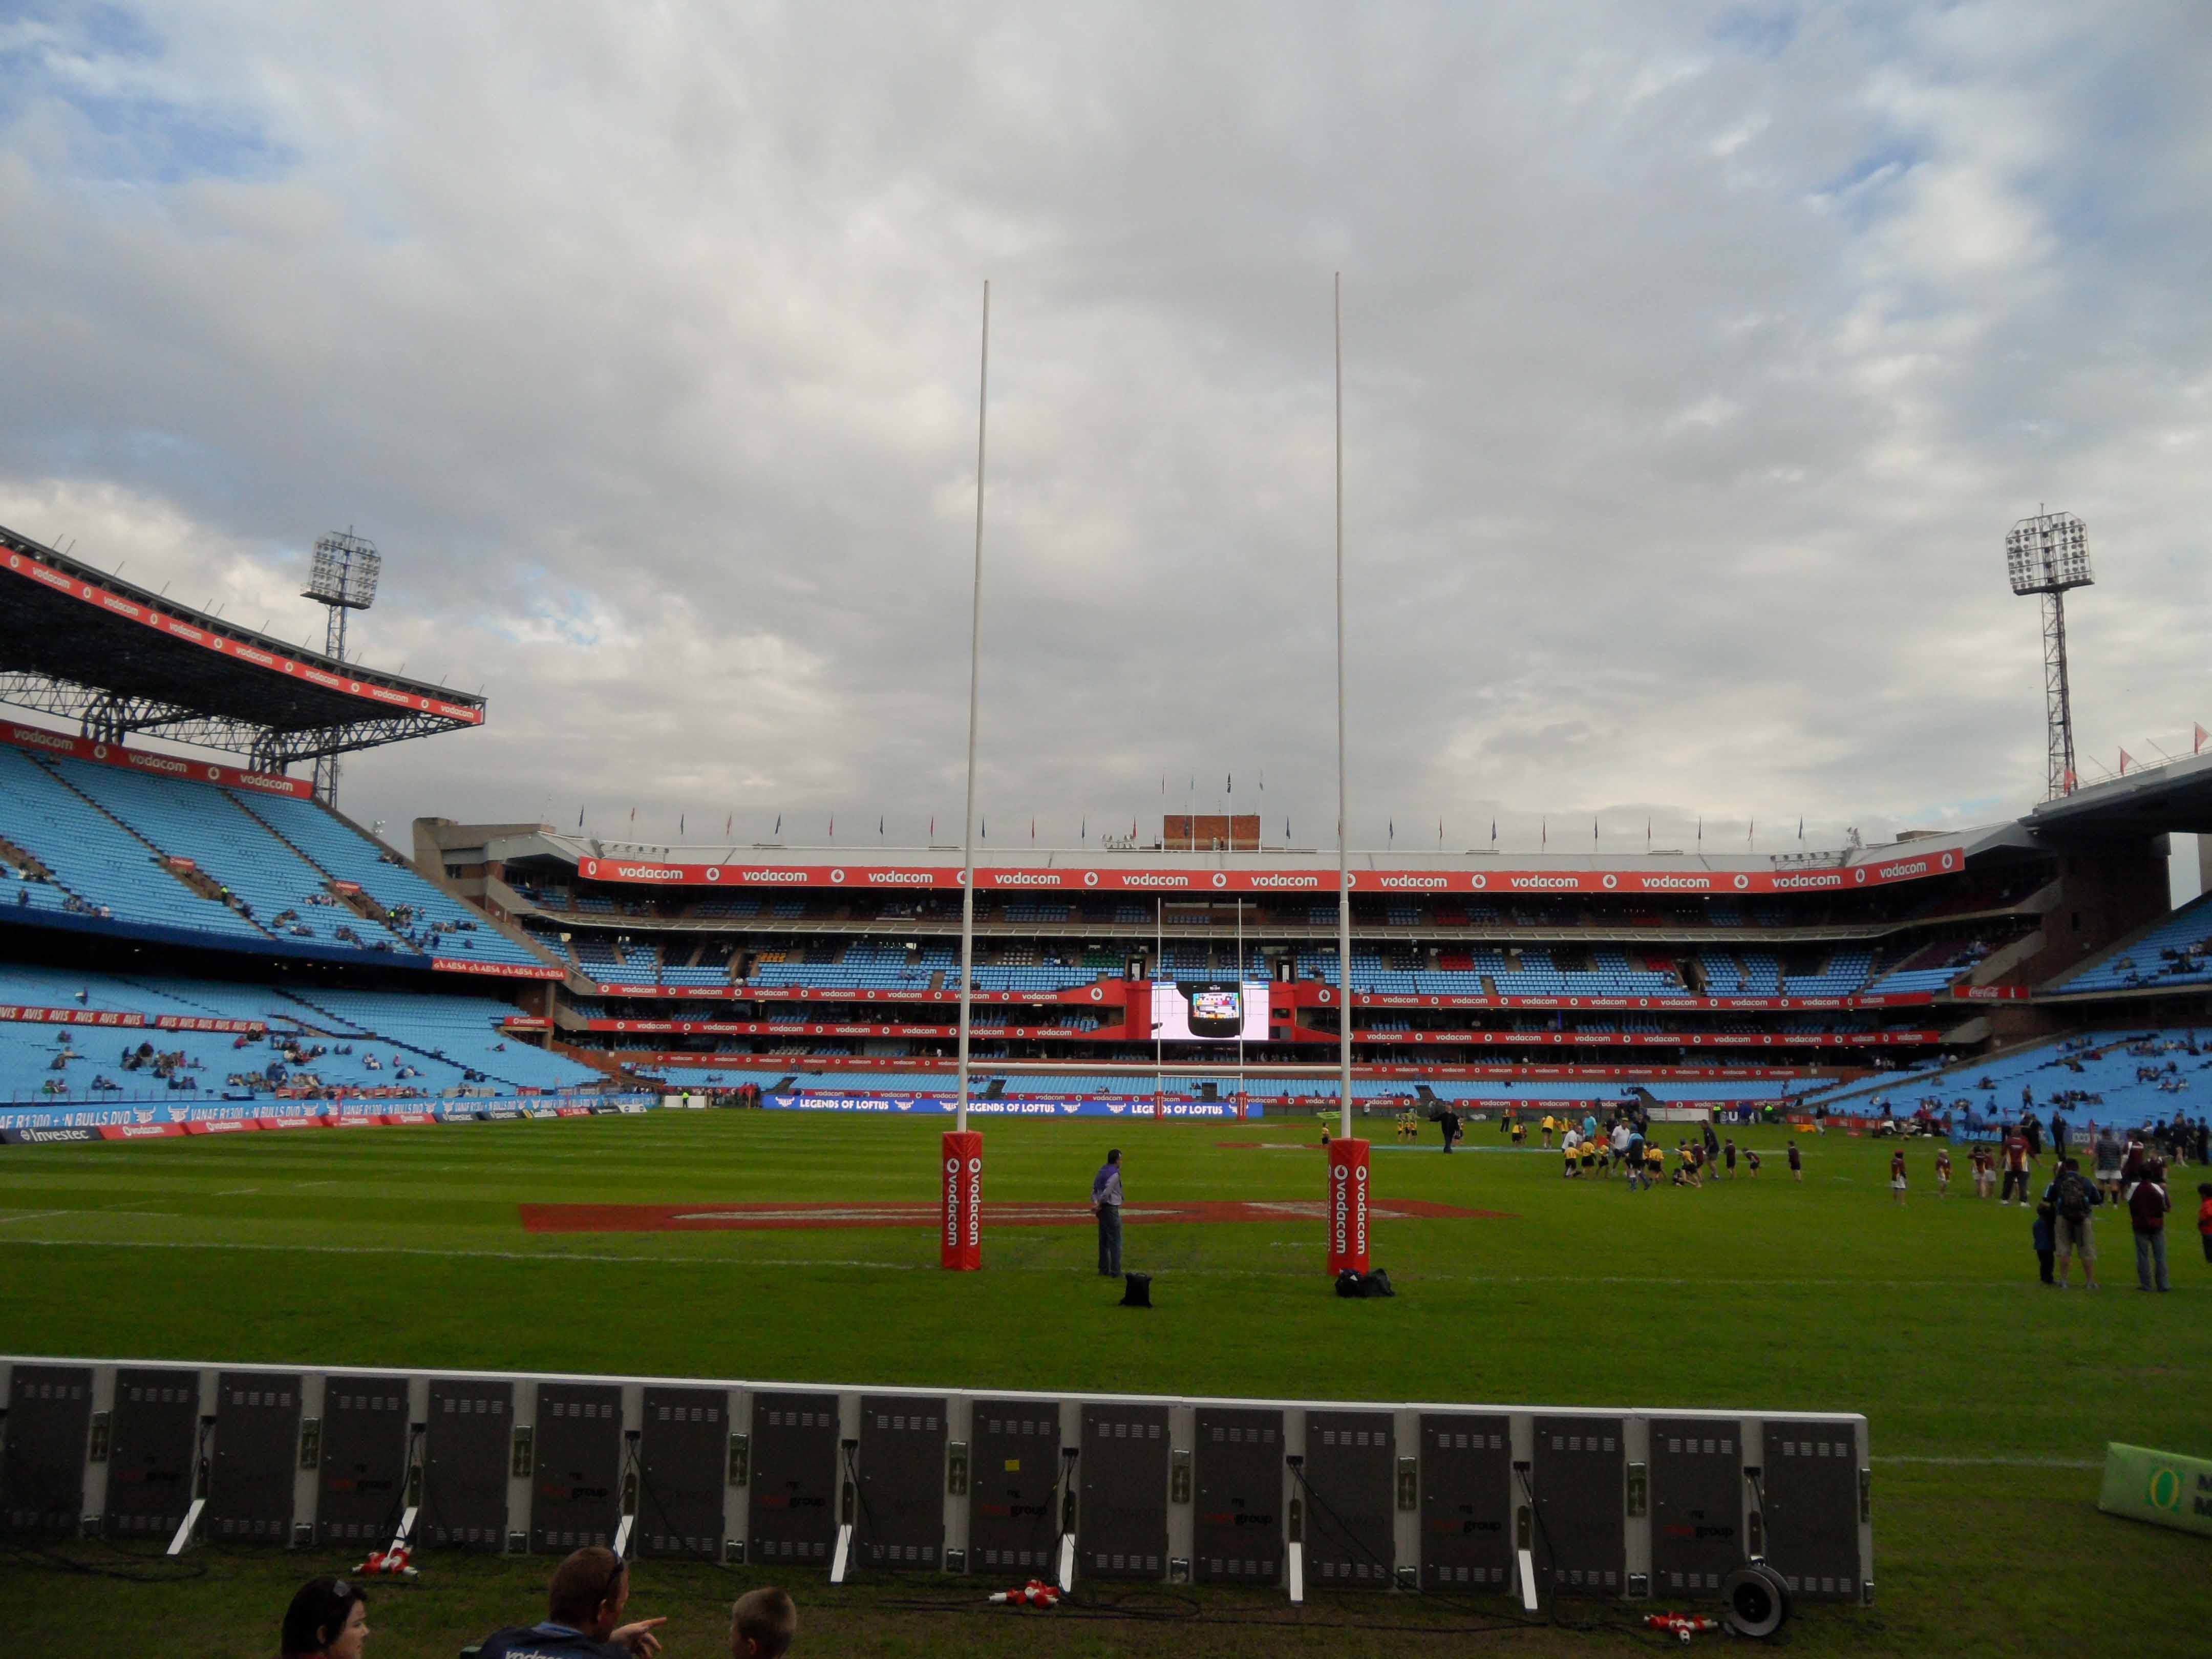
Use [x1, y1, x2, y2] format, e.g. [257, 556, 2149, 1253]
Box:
[1721, 1560, 1790, 1639]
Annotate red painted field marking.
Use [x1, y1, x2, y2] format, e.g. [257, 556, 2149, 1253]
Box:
[517, 1198, 1513, 1234]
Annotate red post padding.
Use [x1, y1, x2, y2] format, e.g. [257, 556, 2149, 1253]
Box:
[941, 1130, 984, 1271]
[1324, 1139, 1371, 1276]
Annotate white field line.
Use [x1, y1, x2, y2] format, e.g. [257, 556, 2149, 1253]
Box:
[0, 1209, 71, 1225]
[0, 1238, 2104, 1291]
[1874, 1455, 2101, 1468]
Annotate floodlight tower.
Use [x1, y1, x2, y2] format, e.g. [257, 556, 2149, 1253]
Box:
[2005, 511, 2092, 800]
[302, 529, 381, 806]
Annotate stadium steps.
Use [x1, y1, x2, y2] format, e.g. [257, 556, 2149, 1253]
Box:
[548, 1036, 635, 1081]
[1480, 973, 1498, 995]
[0, 833, 56, 883]
[31, 757, 280, 940]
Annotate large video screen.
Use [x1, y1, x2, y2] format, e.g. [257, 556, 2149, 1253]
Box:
[1152, 981, 1271, 1043]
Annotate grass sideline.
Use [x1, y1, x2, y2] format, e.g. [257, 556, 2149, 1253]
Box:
[0, 1110, 2206, 1657]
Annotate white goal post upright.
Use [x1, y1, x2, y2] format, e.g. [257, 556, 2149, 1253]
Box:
[943, 281, 989, 1272]
[1325, 273, 1372, 1279]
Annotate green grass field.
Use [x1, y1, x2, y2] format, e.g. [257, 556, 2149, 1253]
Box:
[1, 1110, 2206, 1657]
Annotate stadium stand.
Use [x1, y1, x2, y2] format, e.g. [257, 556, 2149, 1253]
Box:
[2051, 892, 2212, 994]
[0, 748, 267, 940]
[227, 790, 550, 969]
[0, 963, 601, 1103]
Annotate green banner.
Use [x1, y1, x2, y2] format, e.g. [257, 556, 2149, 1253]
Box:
[2099, 1442, 2212, 1539]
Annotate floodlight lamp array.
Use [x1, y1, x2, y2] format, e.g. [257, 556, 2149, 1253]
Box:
[305, 530, 380, 610]
[2005, 512, 2091, 597]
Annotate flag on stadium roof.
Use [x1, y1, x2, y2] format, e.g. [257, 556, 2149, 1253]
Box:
[2197, 723, 2208, 755]
[2119, 749, 2133, 775]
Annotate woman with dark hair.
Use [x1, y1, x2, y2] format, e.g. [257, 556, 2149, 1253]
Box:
[282, 1578, 369, 1658]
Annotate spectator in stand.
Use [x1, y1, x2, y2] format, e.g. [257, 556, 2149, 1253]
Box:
[2044, 1158, 2103, 1290]
[476, 1545, 664, 1658]
[2128, 1160, 2172, 1292]
[281, 1577, 370, 1658]
[1999, 1126, 2034, 1206]
[729, 1588, 798, 1659]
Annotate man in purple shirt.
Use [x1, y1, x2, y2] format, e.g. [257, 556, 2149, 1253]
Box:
[1092, 1149, 1124, 1276]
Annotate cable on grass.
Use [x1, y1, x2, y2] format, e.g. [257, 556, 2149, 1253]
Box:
[0, 1530, 208, 1583]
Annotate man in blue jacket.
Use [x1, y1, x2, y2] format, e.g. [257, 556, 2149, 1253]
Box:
[1092, 1148, 1124, 1276]
[476, 1547, 665, 1658]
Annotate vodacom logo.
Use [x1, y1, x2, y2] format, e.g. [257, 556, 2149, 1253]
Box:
[830, 868, 846, 883]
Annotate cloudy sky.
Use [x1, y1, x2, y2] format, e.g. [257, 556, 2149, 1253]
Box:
[3, 3, 2208, 869]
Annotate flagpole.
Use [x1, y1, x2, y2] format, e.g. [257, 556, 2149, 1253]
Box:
[1333, 272, 1352, 1143]
[956, 281, 989, 1140]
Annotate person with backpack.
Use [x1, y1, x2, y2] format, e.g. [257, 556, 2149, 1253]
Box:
[2043, 1157, 2103, 1290]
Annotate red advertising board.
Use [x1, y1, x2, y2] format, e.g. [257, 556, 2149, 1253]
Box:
[432, 957, 564, 982]
[1325, 1140, 1371, 1277]
[941, 1130, 983, 1271]
[570, 853, 1968, 896]
[96, 1122, 186, 1141]
[0, 717, 310, 797]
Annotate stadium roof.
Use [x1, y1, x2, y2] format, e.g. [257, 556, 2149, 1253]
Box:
[2025, 753, 2212, 839]
[438, 819, 2034, 898]
[0, 524, 483, 770]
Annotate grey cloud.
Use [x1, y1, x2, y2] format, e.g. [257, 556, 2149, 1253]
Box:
[1, 1, 2208, 856]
